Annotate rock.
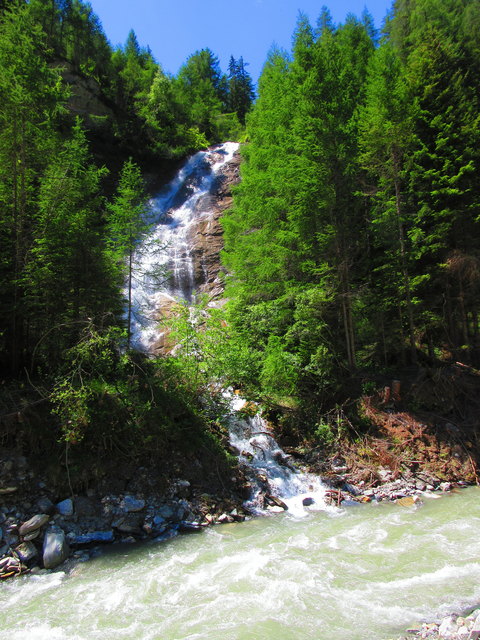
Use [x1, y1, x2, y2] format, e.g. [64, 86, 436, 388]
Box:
[56, 498, 74, 517]
[440, 482, 452, 492]
[4, 530, 19, 546]
[341, 499, 361, 507]
[468, 612, 480, 640]
[0, 487, 18, 494]
[15, 541, 37, 563]
[343, 483, 360, 495]
[121, 496, 145, 513]
[36, 497, 56, 515]
[397, 496, 415, 507]
[438, 615, 458, 639]
[302, 497, 315, 506]
[157, 505, 174, 520]
[43, 529, 69, 569]
[0, 555, 21, 575]
[153, 525, 179, 543]
[19, 513, 50, 537]
[112, 513, 142, 534]
[457, 626, 469, 639]
[265, 494, 288, 510]
[378, 469, 393, 482]
[267, 505, 285, 514]
[217, 513, 234, 523]
[73, 530, 114, 545]
[23, 529, 41, 542]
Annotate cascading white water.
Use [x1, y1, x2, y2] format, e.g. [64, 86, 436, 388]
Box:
[226, 392, 328, 516]
[128, 142, 239, 351]
[127, 141, 328, 515]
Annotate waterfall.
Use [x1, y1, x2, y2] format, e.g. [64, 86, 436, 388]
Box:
[130, 142, 327, 515]
[128, 141, 239, 351]
[226, 392, 327, 516]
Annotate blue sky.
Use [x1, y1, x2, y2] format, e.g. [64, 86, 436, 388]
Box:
[89, 0, 393, 83]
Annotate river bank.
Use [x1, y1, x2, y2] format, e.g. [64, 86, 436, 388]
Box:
[0, 435, 474, 580]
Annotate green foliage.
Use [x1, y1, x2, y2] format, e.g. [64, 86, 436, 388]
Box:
[50, 323, 221, 457]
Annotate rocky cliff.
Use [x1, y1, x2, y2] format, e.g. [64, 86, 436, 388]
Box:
[188, 147, 241, 303]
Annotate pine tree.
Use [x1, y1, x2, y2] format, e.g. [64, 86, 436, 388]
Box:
[0, 3, 67, 372]
[105, 159, 150, 347]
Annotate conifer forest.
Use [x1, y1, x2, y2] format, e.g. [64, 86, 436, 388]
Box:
[1, 0, 480, 479]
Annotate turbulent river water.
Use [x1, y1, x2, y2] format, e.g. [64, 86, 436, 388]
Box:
[1, 488, 479, 639]
[2, 144, 477, 639]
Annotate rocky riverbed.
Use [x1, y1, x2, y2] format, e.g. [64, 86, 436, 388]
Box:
[0, 444, 473, 580]
[395, 608, 480, 640]
[0, 451, 251, 579]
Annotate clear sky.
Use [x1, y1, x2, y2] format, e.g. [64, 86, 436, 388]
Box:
[88, 0, 393, 83]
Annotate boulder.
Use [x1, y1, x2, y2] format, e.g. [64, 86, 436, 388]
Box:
[72, 530, 114, 545]
[112, 513, 142, 534]
[121, 495, 145, 513]
[438, 615, 458, 639]
[43, 529, 69, 569]
[19, 514, 50, 537]
[36, 497, 56, 515]
[15, 541, 37, 563]
[56, 498, 74, 517]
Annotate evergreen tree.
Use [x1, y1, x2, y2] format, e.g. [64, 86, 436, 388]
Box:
[174, 48, 227, 141]
[25, 122, 111, 367]
[227, 56, 255, 125]
[105, 159, 150, 347]
[0, 3, 67, 372]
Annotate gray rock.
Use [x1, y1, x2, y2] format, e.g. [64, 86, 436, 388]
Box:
[15, 541, 38, 563]
[56, 498, 74, 517]
[43, 529, 69, 569]
[112, 513, 142, 534]
[19, 514, 50, 537]
[73, 530, 114, 545]
[158, 505, 174, 519]
[343, 483, 360, 495]
[153, 525, 179, 543]
[121, 495, 145, 513]
[438, 615, 458, 639]
[36, 497, 55, 515]
[153, 515, 166, 528]
[23, 529, 41, 542]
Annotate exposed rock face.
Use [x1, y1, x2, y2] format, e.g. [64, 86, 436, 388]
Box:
[59, 62, 114, 130]
[188, 148, 241, 303]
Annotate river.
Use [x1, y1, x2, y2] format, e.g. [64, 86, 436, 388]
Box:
[1, 487, 479, 639]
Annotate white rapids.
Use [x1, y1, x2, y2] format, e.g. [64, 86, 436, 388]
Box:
[226, 391, 329, 516]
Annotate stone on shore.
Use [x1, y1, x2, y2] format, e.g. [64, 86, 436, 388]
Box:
[19, 514, 50, 537]
[43, 529, 69, 569]
[121, 496, 145, 513]
[56, 498, 74, 516]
